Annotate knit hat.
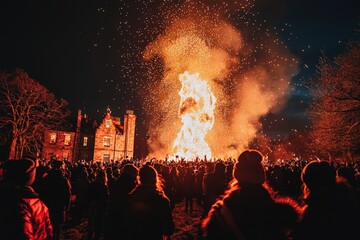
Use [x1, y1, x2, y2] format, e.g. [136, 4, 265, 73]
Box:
[233, 149, 265, 184]
[3, 158, 36, 186]
[301, 160, 336, 192]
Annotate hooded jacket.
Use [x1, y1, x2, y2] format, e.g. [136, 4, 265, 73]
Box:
[0, 182, 53, 240]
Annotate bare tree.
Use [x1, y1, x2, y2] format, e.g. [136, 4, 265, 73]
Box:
[0, 69, 71, 159]
[308, 41, 360, 159]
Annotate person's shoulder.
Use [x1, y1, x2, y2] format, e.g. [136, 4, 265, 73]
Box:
[155, 191, 171, 205]
[23, 197, 48, 210]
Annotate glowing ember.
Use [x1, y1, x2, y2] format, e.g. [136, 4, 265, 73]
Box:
[173, 71, 216, 160]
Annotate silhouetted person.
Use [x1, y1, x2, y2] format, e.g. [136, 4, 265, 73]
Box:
[106, 167, 116, 187]
[291, 160, 359, 240]
[202, 161, 227, 216]
[32, 164, 49, 194]
[194, 165, 205, 205]
[106, 163, 138, 240]
[74, 165, 90, 225]
[202, 150, 301, 240]
[183, 167, 195, 213]
[161, 165, 176, 210]
[124, 165, 174, 240]
[40, 160, 71, 240]
[87, 170, 109, 240]
[169, 166, 180, 207]
[0, 158, 53, 239]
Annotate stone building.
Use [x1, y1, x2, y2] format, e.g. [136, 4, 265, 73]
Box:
[41, 108, 136, 163]
[93, 108, 136, 163]
[42, 130, 76, 161]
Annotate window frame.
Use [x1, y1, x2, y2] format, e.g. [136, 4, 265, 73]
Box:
[83, 136, 88, 147]
[103, 136, 110, 147]
[50, 132, 57, 144]
[64, 134, 71, 146]
[103, 153, 110, 163]
[106, 120, 111, 128]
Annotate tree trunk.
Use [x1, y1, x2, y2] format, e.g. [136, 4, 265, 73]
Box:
[8, 136, 17, 160]
[19, 136, 25, 159]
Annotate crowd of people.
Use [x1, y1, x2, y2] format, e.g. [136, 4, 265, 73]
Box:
[0, 150, 359, 240]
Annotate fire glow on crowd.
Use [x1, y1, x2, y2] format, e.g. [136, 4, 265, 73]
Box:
[142, 1, 299, 160]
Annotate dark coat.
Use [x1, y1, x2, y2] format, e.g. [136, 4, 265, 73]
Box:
[88, 181, 109, 237]
[123, 185, 175, 240]
[291, 181, 359, 240]
[39, 169, 71, 226]
[183, 169, 195, 196]
[106, 173, 136, 240]
[203, 170, 227, 215]
[0, 182, 53, 240]
[203, 183, 300, 240]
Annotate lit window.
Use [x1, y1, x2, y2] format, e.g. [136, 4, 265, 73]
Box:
[50, 133, 57, 144]
[64, 134, 71, 146]
[83, 136, 88, 147]
[106, 120, 111, 128]
[63, 152, 68, 159]
[103, 154, 110, 163]
[103, 136, 110, 147]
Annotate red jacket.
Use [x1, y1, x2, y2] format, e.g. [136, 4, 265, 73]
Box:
[0, 183, 53, 240]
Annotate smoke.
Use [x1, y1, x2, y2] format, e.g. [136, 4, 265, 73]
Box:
[142, 1, 299, 159]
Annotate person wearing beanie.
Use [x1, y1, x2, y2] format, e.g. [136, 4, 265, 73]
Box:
[234, 150, 266, 185]
[123, 165, 174, 240]
[2, 158, 37, 186]
[202, 149, 301, 240]
[0, 158, 53, 240]
[291, 160, 359, 240]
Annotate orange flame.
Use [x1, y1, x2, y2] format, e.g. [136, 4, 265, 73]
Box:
[173, 71, 216, 160]
[142, 3, 299, 160]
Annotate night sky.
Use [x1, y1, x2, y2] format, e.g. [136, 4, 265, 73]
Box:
[1, 0, 359, 158]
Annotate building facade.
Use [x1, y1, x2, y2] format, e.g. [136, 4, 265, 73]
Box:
[93, 108, 136, 163]
[42, 130, 76, 161]
[41, 108, 136, 163]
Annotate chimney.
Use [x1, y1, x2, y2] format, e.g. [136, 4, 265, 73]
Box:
[76, 109, 82, 133]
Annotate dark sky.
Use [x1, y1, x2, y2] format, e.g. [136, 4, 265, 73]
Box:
[0, 0, 359, 158]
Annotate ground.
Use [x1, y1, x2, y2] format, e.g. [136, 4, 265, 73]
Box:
[170, 202, 204, 240]
[62, 201, 204, 240]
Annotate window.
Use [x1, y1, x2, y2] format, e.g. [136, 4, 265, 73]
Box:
[50, 133, 57, 144]
[106, 120, 111, 128]
[63, 152, 69, 160]
[103, 136, 110, 147]
[64, 134, 71, 146]
[103, 154, 110, 163]
[83, 136, 88, 147]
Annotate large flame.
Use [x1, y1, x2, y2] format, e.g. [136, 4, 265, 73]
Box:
[142, 1, 299, 160]
[173, 71, 216, 160]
